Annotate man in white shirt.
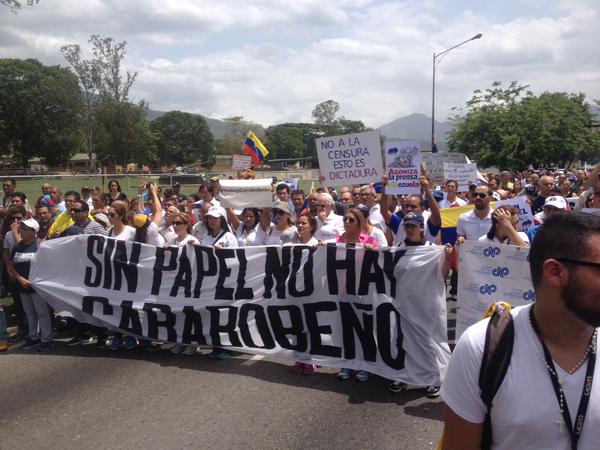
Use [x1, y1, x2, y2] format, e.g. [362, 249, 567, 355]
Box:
[359, 184, 385, 231]
[439, 180, 467, 209]
[457, 186, 493, 241]
[441, 212, 600, 450]
[314, 193, 344, 241]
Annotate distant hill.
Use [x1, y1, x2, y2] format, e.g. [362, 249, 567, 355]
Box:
[377, 113, 454, 152]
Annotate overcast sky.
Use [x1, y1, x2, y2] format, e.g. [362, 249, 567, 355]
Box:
[1, 0, 599, 128]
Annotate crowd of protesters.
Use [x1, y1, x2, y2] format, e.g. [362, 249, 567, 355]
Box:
[1, 163, 599, 397]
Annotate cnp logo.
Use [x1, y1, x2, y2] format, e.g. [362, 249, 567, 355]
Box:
[483, 247, 501, 258]
[492, 267, 510, 278]
[479, 284, 498, 295]
[523, 290, 536, 301]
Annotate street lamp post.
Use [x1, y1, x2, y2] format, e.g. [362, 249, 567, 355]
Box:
[431, 33, 482, 152]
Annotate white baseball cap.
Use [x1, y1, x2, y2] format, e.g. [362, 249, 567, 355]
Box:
[544, 196, 567, 210]
[20, 218, 40, 232]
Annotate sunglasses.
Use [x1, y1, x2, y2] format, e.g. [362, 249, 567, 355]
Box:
[172, 221, 186, 226]
[11, 216, 23, 221]
[70, 208, 84, 213]
[352, 192, 360, 196]
[474, 193, 488, 199]
[343, 217, 356, 223]
[272, 209, 286, 216]
[556, 258, 600, 270]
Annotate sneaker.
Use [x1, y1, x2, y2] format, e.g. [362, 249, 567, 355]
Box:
[388, 381, 407, 393]
[355, 370, 369, 382]
[338, 368, 352, 380]
[0, 341, 8, 352]
[22, 338, 40, 350]
[291, 362, 304, 373]
[67, 336, 83, 346]
[183, 345, 197, 356]
[170, 343, 185, 354]
[425, 386, 441, 399]
[303, 364, 316, 375]
[37, 341, 53, 352]
[146, 342, 162, 352]
[96, 338, 108, 350]
[122, 336, 137, 350]
[109, 337, 122, 351]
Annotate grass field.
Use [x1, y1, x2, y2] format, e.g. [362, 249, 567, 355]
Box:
[8, 174, 318, 206]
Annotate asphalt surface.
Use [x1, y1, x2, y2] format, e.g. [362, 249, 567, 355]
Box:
[0, 339, 444, 450]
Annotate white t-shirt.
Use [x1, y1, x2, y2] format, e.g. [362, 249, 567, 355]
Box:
[235, 223, 261, 247]
[145, 222, 165, 247]
[191, 222, 208, 241]
[159, 224, 177, 244]
[478, 231, 530, 246]
[314, 211, 344, 241]
[439, 196, 467, 209]
[108, 225, 136, 241]
[200, 231, 238, 248]
[457, 209, 493, 241]
[368, 226, 388, 248]
[170, 234, 199, 247]
[441, 305, 600, 450]
[368, 204, 386, 231]
[256, 224, 297, 246]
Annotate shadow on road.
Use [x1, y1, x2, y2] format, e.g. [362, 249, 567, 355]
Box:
[5, 339, 444, 422]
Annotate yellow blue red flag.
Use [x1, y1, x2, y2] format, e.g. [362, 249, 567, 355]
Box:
[242, 131, 269, 166]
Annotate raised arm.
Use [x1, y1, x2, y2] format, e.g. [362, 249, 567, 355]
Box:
[380, 176, 394, 225]
[148, 183, 163, 228]
[226, 207, 241, 231]
[422, 176, 441, 228]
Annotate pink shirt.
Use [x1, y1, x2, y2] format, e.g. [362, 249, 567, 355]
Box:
[336, 232, 380, 248]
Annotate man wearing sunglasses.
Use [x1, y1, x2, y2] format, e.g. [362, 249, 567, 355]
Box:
[457, 186, 494, 242]
[64, 201, 106, 236]
[314, 193, 344, 241]
[442, 211, 600, 450]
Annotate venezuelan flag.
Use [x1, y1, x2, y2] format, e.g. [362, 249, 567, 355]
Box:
[440, 204, 474, 245]
[242, 131, 269, 166]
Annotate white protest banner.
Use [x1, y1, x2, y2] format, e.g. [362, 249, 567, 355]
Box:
[217, 178, 272, 208]
[443, 163, 478, 191]
[31, 236, 451, 384]
[316, 131, 383, 185]
[457, 240, 534, 339]
[422, 152, 468, 184]
[232, 154, 252, 171]
[493, 196, 534, 232]
[384, 140, 421, 195]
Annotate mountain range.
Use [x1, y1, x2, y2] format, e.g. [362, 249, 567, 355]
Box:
[147, 104, 600, 153]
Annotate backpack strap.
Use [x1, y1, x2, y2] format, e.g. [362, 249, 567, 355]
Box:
[478, 303, 515, 450]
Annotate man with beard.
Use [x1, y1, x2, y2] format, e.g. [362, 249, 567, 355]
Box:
[440, 212, 600, 449]
[457, 185, 493, 242]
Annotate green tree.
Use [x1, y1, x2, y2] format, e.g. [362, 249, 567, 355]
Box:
[448, 81, 600, 169]
[150, 111, 214, 165]
[93, 97, 156, 166]
[214, 116, 263, 155]
[0, 58, 82, 166]
[312, 99, 340, 126]
[265, 125, 307, 159]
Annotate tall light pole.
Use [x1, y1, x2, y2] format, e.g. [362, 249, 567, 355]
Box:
[431, 33, 482, 152]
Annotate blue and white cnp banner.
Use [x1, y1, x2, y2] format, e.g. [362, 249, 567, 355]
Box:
[30, 235, 451, 384]
[456, 241, 535, 338]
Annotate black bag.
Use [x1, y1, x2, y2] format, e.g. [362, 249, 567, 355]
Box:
[478, 305, 515, 450]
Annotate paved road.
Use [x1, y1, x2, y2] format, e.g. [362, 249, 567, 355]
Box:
[1, 340, 444, 450]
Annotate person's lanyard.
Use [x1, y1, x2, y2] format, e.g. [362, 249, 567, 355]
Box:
[529, 307, 596, 449]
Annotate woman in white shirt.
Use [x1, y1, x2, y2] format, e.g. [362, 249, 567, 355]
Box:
[227, 207, 261, 247]
[258, 201, 297, 245]
[169, 212, 200, 356]
[107, 201, 136, 241]
[201, 207, 238, 248]
[478, 205, 530, 248]
[201, 206, 237, 360]
[168, 212, 199, 247]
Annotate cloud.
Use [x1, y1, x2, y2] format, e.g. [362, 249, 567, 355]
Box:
[1, 0, 598, 128]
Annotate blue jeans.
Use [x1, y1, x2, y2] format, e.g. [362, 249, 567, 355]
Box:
[0, 305, 8, 342]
